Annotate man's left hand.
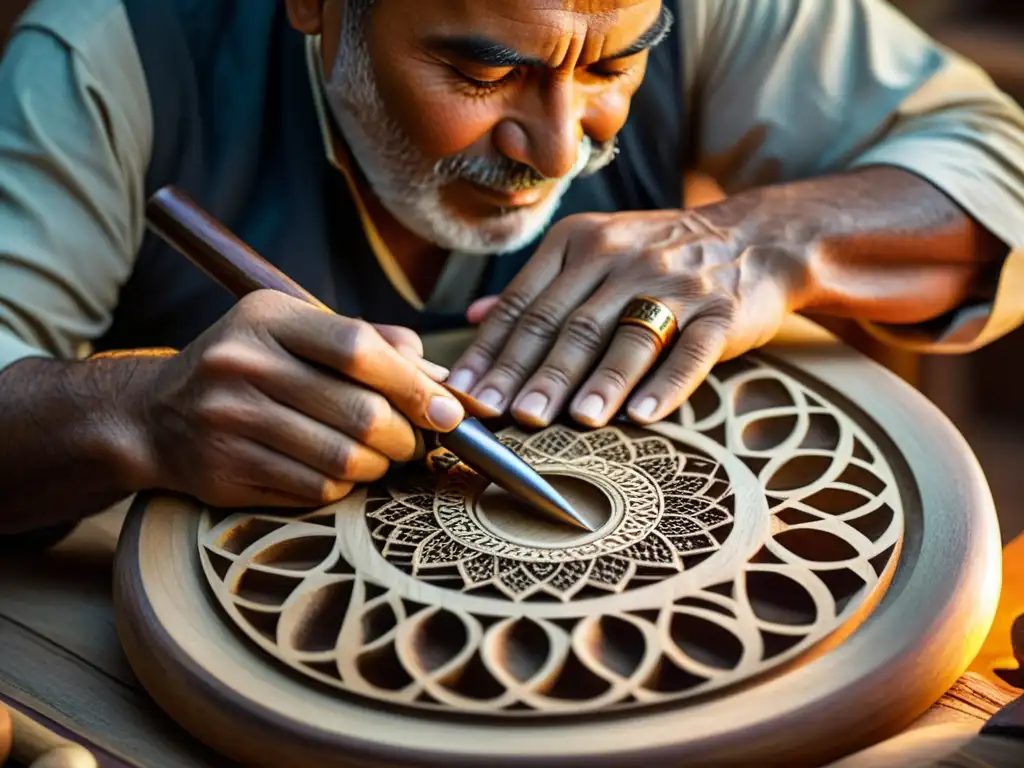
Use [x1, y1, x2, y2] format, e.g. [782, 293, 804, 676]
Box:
[447, 210, 811, 428]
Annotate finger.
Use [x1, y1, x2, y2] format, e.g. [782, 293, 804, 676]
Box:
[373, 323, 424, 358]
[447, 228, 573, 394]
[567, 322, 669, 428]
[241, 350, 420, 462]
[270, 310, 465, 433]
[507, 284, 639, 428]
[373, 323, 449, 382]
[226, 397, 391, 483]
[200, 437, 355, 508]
[625, 313, 730, 424]
[465, 265, 609, 414]
[466, 296, 499, 325]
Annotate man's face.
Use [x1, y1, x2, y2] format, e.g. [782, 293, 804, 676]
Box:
[316, 0, 669, 255]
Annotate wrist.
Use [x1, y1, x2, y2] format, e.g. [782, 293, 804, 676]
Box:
[689, 193, 823, 314]
[80, 351, 174, 492]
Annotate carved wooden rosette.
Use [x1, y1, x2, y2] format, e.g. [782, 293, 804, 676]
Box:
[197, 357, 901, 716]
[113, 349, 1001, 768]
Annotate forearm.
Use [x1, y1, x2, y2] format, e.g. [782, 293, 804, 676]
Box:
[0, 356, 153, 534]
[697, 165, 1008, 325]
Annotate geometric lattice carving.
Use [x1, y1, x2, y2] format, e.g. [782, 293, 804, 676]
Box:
[198, 355, 904, 717]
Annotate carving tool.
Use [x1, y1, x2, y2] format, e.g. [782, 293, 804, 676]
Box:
[145, 186, 593, 532]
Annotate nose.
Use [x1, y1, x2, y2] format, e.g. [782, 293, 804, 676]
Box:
[492, 77, 583, 180]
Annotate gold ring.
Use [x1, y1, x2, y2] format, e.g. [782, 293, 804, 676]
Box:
[618, 296, 679, 350]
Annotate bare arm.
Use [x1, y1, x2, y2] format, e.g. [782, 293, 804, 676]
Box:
[0, 356, 152, 534]
[684, 0, 1024, 351]
[698, 164, 1008, 326]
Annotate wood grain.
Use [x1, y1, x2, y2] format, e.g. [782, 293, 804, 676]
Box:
[0, 501, 230, 768]
[827, 673, 1021, 768]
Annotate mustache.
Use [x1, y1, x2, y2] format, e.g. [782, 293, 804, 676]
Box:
[435, 136, 619, 193]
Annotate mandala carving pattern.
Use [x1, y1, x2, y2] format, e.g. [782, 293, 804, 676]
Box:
[366, 428, 734, 601]
[198, 356, 905, 717]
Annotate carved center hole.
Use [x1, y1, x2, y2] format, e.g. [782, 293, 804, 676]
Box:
[477, 474, 613, 547]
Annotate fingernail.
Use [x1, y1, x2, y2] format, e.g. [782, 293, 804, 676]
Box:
[447, 369, 475, 392]
[631, 396, 659, 421]
[415, 358, 450, 382]
[574, 393, 605, 424]
[428, 396, 464, 431]
[477, 388, 504, 411]
[517, 391, 550, 424]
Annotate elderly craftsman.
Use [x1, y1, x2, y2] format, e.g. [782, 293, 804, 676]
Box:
[0, 0, 1021, 534]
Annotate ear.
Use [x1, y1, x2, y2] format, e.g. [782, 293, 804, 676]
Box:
[285, 0, 324, 35]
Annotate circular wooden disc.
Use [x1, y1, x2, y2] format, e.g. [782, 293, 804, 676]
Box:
[114, 346, 1001, 767]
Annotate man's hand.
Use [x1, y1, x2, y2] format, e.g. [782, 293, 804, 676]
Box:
[125, 290, 464, 508]
[448, 210, 811, 428]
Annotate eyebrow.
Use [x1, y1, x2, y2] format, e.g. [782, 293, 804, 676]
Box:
[425, 5, 675, 69]
[606, 5, 675, 60]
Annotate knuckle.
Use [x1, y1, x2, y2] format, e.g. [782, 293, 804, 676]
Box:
[594, 363, 631, 394]
[490, 355, 533, 384]
[661, 366, 701, 395]
[233, 289, 286, 324]
[491, 291, 533, 327]
[701, 297, 738, 326]
[396, 331, 424, 356]
[675, 333, 720, 368]
[339, 391, 389, 442]
[532, 363, 573, 389]
[456, 347, 496, 376]
[407, 371, 435, 414]
[380, 324, 423, 353]
[322, 439, 354, 478]
[329, 319, 375, 371]
[197, 339, 258, 378]
[563, 312, 607, 356]
[586, 225, 618, 252]
[620, 325, 662, 356]
[193, 390, 248, 432]
[638, 248, 676, 277]
[518, 305, 564, 341]
[460, 334, 510, 373]
[318, 481, 354, 506]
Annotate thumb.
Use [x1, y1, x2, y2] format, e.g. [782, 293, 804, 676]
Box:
[467, 295, 500, 325]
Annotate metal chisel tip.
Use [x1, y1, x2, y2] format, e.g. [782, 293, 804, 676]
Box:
[439, 418, 596, 532]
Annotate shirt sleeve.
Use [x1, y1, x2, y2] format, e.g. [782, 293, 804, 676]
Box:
[0, 0, 151, 374]
[683, 0, 1024, 353]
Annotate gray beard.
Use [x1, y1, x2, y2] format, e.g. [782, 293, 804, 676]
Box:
[321, 6, 618, 255]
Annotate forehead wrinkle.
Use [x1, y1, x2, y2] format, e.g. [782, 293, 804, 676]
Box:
[430, 0, 660, 69]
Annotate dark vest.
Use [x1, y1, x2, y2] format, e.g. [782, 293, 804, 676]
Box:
[96, 0, 688, 352]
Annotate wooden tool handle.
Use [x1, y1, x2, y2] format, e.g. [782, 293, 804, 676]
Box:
[1, 703, 97, 768]
[146, 186, 329, 310]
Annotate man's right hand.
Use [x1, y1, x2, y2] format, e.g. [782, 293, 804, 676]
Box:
[123, 290, 465, 508]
